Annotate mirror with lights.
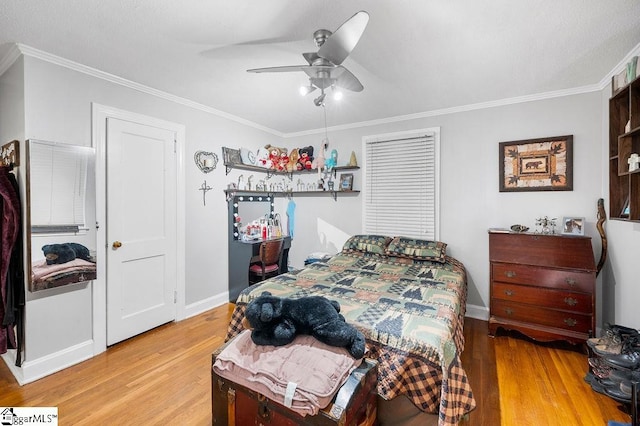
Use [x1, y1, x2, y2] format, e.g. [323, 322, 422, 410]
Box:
[26, 139, 97, 292]
[231, 195, 274, 241]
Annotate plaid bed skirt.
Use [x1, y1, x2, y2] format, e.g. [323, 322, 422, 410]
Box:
[226, 303, 476, 426]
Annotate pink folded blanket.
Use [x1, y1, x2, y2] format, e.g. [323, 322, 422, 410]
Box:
[213, 330, 361, 417]
[31, 258, 96, 281]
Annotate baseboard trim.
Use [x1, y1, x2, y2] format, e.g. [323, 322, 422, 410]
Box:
[2, 340, 94, 385]
[183, 292, 229, 320]
[465, 304, 489, 321]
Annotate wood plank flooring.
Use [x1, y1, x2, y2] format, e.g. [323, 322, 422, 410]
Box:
[0, 304, 632, 425]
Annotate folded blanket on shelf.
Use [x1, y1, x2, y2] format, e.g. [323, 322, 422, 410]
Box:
[31, 258, 96, 281]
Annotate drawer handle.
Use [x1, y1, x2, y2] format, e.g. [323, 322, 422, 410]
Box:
[565, 278, 577, 287]
[505, 271, 516, 278]
[504, 289, 515, 297]
[564, 318, 577, 327]
[564, 297, 578, 307]
[504, 308, 514, 316]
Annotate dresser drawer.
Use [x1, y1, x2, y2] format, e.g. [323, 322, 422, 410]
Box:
[491, 299, 592, 333]
[491, 263, 594, 293]
[491, 282, 592, 314]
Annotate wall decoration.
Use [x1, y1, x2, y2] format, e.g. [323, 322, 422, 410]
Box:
[499, 135, 573, 192]
[194, 150, 218, 173]
[561, 216, 585, 236]
[339, 173, 354, 191]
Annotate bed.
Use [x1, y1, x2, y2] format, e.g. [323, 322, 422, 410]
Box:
[225, 235, 476, 426]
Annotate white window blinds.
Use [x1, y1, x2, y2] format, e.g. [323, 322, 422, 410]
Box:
[29, 140, 92, 233]
[364, 129, 439, 240]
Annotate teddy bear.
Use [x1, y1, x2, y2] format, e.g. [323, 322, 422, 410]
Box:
[277, 151, 289, 172]
[287, 148, 300, 172]
[264, 144, 287, 170]
[297, 146, 314, 170]
[42, 243, 92, 265]
[242, 291, 366, 359]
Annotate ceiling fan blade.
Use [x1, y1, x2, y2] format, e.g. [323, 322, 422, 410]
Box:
[247, 65, 308, 73]
[317, 10, 369, 65]
[334, 66, 363, 92]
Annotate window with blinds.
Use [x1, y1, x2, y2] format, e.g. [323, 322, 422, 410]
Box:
[363, 128, 440, 240]
[28, 140, 93, 234]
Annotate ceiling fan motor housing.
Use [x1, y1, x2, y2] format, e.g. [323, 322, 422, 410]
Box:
[313, 29, 332, 47]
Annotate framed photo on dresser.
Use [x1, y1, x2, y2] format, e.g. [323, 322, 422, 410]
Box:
[561, 217, 585, 235]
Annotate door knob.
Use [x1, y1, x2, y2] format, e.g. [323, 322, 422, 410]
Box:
[112, 241, 122, 249]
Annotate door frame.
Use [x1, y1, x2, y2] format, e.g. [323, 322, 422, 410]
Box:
[91, 103, 186, 355]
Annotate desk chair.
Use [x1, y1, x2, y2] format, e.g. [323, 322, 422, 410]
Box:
[249, 239, 284, 284]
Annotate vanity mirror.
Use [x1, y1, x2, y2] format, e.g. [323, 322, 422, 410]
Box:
[231, 195, 274, 240]
[26, 139, 97, 292]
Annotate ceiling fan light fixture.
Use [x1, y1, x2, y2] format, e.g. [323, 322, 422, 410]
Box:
[313, 92, 326, 107]
[333, 88, 343, 101]
[299, 84, 316, 96]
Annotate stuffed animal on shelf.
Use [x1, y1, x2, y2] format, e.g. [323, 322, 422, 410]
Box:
[277, 151, 289, 172]
[325, 149, 338, 170]
[42, 243, 92, 265]
[264, 144, 288, 170]
[313, 144, 326, 170]
[242, 291, 366, 359]
[297, 146, 314, 170]
[287, 148, 300, 172]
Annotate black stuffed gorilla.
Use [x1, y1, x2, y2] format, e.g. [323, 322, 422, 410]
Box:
[242, 291, 366, 359]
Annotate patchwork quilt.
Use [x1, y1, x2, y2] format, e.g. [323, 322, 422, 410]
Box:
[227, 251, 476, 426]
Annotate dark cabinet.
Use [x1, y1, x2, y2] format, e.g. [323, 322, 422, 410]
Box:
[488, 231, 596, 344]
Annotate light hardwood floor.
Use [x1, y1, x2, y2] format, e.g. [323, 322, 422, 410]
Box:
[0, 304, 632, 425]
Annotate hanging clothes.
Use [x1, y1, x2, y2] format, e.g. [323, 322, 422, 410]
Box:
[0, 166, 23, 364]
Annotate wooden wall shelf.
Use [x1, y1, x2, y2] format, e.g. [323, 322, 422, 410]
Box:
[609, 74, 640, 222]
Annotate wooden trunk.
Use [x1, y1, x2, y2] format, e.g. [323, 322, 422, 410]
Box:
[211, 350, 377, 426]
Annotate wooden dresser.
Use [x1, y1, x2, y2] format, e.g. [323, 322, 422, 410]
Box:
[488, 230, 596, 344]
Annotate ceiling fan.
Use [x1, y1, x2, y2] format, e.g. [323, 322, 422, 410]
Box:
[247, 11, 369, 106]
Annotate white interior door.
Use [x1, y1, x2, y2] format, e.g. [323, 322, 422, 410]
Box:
[106, 117, 177, 345]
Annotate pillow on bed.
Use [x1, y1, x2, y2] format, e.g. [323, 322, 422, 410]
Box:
[342, 235, 392, 255]
[385, 236, 447, 263]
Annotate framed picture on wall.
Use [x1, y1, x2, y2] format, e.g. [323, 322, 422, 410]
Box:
[499, 135, 573, 192]
[339, 173, 354, 191]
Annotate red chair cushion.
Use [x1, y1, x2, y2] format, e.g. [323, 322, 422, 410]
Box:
[249, 263, 279, 274]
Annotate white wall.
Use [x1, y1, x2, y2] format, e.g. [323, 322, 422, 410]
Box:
[0, 57, 25, 145]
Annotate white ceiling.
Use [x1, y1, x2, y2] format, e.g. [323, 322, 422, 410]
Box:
[1, 0, 640, 136]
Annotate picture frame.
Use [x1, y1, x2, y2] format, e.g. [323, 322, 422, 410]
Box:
[339, 173, 353, 191]
[222, 147, 242, 166]
[499, 135, 573, 192]
[561, 217, 585, 236]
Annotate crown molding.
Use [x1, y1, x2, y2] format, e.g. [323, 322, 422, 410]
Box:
[287, 83, 603, 138]
[3, 42, 639, 139]
[0, 43, 22, 77]
[597, 41, 640, 89]
[12, 43, 285, 137]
